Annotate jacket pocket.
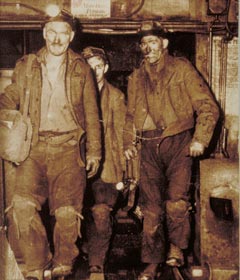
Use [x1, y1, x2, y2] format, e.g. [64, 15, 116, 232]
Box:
[167, 82, 192, 117]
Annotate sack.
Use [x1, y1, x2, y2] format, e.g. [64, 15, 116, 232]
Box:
[0, 110, 32, 163]
[0, 54, 35, 163]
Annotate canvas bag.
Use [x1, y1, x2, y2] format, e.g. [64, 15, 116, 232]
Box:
[0, 54, 35, 163]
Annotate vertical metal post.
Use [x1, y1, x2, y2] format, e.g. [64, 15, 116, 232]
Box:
[0, 159, 6, 235]
[217, 38, 229, 158]
[208, 26, 213, 88]
[23, 30, 27, 55]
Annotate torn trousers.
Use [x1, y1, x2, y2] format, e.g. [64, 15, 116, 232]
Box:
[139, 129, 192, 264]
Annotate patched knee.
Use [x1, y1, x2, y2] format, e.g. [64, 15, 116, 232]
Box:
[55, 206, 77, 226]
[143, 209, 162, 236]
[55, 206, 83, 238]
[92, 204, 111, 220]
[11, 195, 37, 234]
[92, 204, 112, 233]
[166, 199, 189, 218]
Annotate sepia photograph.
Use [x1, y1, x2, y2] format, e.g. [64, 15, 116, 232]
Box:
[0, 1, 238, 279]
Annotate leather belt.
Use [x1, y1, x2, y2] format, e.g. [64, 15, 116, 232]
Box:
[38, 130, 78, 145]
[137, 128, 164, 141]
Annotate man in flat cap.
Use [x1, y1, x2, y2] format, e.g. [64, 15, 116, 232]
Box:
[123, 21, 219, 279]
[0, 10, 101, 280]
[82, 46, 126, 280]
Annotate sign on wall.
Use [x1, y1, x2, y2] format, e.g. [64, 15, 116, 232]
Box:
[71, 0, 111, 18]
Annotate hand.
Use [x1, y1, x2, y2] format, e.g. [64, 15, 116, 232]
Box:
[86, 157, 100, 178]
[124, 146, 138, 160]
[189, 141, 205, 157]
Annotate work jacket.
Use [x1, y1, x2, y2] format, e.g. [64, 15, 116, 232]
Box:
[0, 47, 102, 166]
[123, 51, 219, 150]
[100, 80, 126, 183]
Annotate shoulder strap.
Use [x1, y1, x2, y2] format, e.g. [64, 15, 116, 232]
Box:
[23, 54, 36, 119]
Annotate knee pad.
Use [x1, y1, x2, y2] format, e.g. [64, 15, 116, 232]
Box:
[166, 199, 189, 218]
[11, 195, 37, 235]
[55, 206, 84, 238]
[55, 206, 77, 227]
[54, 206, 83, 243]
[143, 209, 162, 236]
[91, 204, 112, 234]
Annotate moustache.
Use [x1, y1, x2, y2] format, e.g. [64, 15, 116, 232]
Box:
[144, 51, 158, 58]
[50, 43, 63, 47]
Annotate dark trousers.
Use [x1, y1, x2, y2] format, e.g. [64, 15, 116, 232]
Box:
[86, 179, 119, 267]
[11, 140, 86, 272]
[139, 130, 192, 264]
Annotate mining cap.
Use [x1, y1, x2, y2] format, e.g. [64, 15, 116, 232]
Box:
[82, 46, 108, 63]
[138, 21, 169, 39]
[44, 9, 76, 30]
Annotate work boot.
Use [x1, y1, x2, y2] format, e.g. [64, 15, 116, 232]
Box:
[89, 265, 104, 280]
[138, 263, 159, 280]
[25, 269, 43, 280]
[52, 264, 72, 278]
[166, 243, 184, 267]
